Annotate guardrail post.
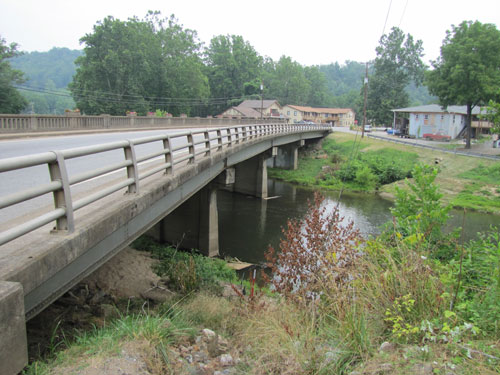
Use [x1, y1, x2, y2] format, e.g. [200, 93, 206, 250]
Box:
[216, 129, 222, 151]
[163, 136, 174, 174]
[124, 141, 139, 194]
[48, 151, 74, 232]
[227, 128, 232, 147]
[242, 126, 248, 141]
[234, 126, 240, 144]
[187, 132, 195, 163]
[204, 130, 211, 156]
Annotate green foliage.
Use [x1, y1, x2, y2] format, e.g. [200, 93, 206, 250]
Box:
[132, 236, 237, 294]
[70, 12, 209, 116]
[367, 27, 426, 126]
[426, 21, 500, 147]
[390, 164, 452, 250]
[482, 92, 500, 135]
[0, 36, 27, 113]
[204, 34, 262, 114]
[447, 229, 500, 334]
[262, 56, 311, 106]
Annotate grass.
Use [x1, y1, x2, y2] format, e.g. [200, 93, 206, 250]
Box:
[269, 132, 500, 214]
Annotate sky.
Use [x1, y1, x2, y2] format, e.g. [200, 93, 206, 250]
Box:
[1, 0, 499, 66]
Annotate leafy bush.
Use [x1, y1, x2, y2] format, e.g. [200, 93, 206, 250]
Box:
[132, 236, 237, 294]
[389, 164, 453, 254]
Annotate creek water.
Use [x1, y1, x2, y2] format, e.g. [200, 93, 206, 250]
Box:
[217, 179, 499, 264]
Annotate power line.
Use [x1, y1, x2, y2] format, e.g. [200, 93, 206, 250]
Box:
[398, 0, 409, 28]
[14, 85, 250, 107]
[382, 0, 393, 36]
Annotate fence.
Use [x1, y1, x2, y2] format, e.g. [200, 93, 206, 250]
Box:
[0, 123, 330, 246]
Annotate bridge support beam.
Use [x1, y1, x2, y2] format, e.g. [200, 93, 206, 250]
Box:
[232, 153, 268, 199]
[0, 281, 27, 375]
[154, 185, 219, 257]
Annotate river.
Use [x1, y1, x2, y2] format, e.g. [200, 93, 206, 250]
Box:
[217, 179, 500, 264]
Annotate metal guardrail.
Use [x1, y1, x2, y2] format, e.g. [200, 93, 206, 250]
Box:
[0, 123, 330, 246]
[367, 134, 500, 161]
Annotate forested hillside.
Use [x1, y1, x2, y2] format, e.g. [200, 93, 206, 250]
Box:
[10, 48, 81, 114]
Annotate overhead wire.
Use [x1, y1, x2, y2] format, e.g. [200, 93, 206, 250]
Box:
[14, 84, 250, 107]
[336, 0, 398, 204]
[398, 0, 409, 28]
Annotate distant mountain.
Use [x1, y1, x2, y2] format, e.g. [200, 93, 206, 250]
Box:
[10, 48, 83, 114]
[11, 47, 83, 88]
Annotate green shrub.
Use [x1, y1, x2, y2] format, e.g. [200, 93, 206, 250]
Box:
[132, 237, 237, 294]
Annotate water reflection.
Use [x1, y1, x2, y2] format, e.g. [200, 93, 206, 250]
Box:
[218, 179, 499, 264]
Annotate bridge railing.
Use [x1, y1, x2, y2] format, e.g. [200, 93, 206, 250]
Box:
[0, 123, 331, 246]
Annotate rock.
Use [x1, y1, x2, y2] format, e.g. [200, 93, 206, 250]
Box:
[219, 353, 234, 367]
[202, 328, 216, 338]
[379, 341, 395, 353]
[100, 303, 118, 319]
[411, 363, 433, 375]
[140, 287, 172, 303]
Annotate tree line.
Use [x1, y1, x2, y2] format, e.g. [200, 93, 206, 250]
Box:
[1, 13, 500, 148]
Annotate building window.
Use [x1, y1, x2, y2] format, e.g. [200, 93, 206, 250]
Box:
[424, 114, 429, 120]
[415, 114, 419, 119]
[441, 115, 444, 120]
[453, 115, 455, 123]
[461, 116, 464, 124]
[287, 111, 290, 115]
[294, 111, 297, 116]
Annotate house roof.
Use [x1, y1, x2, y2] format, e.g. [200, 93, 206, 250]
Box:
[221, 106, 262, 118]
[392, 104, 482, 115]
[285, 105, 353, 115]
[237, 100, 281, 110]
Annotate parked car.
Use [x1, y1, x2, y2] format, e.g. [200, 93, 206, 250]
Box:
[364, 125, 372, 132]
[386, 128, 401, 135]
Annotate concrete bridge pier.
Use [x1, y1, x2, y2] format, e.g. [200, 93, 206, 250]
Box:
[152, 185, 219, 257]
[232, 153, 269, 199]
[272, 142, 300, 170]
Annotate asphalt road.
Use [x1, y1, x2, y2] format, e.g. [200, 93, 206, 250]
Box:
[0, 128, 200, 227]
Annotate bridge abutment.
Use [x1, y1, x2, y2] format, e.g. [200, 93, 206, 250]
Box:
[0, 281, 28, 375]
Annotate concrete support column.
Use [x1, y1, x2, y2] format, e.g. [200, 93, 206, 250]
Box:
[272, 143, 299, 170]
[233, 153, 268, 199]
[0, 281, 28, 375]
[156, 185, 219, 257]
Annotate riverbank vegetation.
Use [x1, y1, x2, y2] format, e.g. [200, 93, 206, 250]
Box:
[269, 132, 500, 214]
[23, 164, 499, 374]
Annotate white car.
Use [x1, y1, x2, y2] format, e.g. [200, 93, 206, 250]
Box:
[364, 125, 372, 132]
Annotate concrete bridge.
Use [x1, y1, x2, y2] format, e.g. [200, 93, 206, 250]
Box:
[0, 123, 330, 374]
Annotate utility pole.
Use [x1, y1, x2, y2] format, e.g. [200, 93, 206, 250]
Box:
[362, 62, 368, 138]
[260, 82, 264, 120]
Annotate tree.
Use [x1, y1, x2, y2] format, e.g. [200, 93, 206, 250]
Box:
[481, 92, 500, 136]
[204, 35, 262, 114]
[367, 27, 425, 126]
[70, 12, 208, 116]
[263, 56, 310, 106]
[426, 21, 500, 148]
[304, 66, 332, 107]
[0, 36, 27, 113]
